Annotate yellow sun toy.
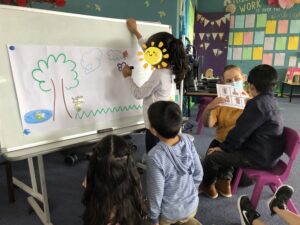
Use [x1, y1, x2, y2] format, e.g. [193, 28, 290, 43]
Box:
[137, 41, 169, 70]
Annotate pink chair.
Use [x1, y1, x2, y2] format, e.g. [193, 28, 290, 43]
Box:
[232, 127, 300, 214]
[196, 97, 214, 134]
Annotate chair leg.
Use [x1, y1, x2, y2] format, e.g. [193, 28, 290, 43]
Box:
[231, 168, 243, 194]
[5, 162, 15, 203]
[250, 180, 264, 209]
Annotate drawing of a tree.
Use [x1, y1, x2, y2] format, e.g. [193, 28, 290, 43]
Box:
[32, 53, 79, 121]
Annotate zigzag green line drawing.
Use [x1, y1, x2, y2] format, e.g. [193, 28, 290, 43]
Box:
[75, 104, 143, 119]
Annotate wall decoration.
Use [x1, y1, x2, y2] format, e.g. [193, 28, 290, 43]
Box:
[254, 31, 265, 45]
[158, 10, 167, 18]
[242, 47, 253, 60]
[253, 47, 263, 60]
[94, 4, 101, 12]
[223, 0, 300, 78]
[235, 15, 245, 28]
[264, 37, 275, 50]
[227, 47, 233, 60]
[256, 14, 267, 27]
[245, 14, 255, 28]
[275, 37, 287, 50]
[266, 20, 277, 34]
[289, 20, 300, 33]
[243, 32, 254, 45]
[262, 53, 273, 65]
[274, 52, 286, 66]
[287, 36, 299, 50]
[144, 0, 150, 7]
[277, 20, 289, 34]
[194, 12, 230, 77]
[234, 32, 243, 45]
[288, 56, 297, 67]
[233, 47, 242, 60]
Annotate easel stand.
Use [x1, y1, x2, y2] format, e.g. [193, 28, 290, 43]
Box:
[13, 156, 52, 225]
[3, 123, 145, 225]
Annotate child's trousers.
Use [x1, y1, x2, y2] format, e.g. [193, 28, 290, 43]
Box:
[159, 210, 202, 225]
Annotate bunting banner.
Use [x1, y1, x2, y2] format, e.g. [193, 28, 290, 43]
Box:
[204, 19, 210, 27]
[216, 19, 222, 27]
[196, 13, 230, 28]
[219, 33, 224, 40]
[213, 48, 224, 56]
[194, 12, 230, 78]
[199, 33, 205, 40]
[212, 33, 218, 40]
[204, 42, 210, 50]
[197, 14, 202, 22]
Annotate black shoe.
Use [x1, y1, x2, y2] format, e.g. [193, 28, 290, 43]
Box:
[268, 184, 294, 216]
[237, 195, 261, 225]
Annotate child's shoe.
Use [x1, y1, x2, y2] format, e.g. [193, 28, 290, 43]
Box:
[199, 182, 218, 199]
[215, 179, 232, 197]
[237, 195, 261, 225]
[268, 184, 294, 216]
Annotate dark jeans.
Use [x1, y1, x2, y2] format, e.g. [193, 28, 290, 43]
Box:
[145, 129, 159, 153]
[202, 150, 258, 186]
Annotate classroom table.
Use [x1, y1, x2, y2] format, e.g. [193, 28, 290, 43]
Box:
[280, 81, 300, 103]
[184, 91, 217, 116]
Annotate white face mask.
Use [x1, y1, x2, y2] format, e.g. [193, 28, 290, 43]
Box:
[227, 80, 244, 90]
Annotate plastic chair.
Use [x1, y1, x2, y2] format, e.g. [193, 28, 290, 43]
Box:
[232, 127, 300, 214]
[196, 97, 214, 134]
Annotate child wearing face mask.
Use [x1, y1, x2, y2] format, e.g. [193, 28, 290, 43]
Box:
[200, 65, 248, 198]
[199, 64, 284, 200]
[202, 65, 247, 150]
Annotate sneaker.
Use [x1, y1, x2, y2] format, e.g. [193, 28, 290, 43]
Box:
[237, 195, 261, 225]
[268, 184, 294, 216]
[215, 179, 232, 197]
[199, 182, 218, 199]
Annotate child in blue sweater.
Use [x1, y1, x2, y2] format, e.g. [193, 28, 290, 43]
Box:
[146, 101, 203, 225]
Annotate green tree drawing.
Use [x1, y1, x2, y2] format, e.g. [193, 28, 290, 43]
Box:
[32, 53, 79, 121]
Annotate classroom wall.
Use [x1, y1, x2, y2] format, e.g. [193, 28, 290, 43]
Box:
[197, 0, 300, 86]
[11, 0, 180, 36]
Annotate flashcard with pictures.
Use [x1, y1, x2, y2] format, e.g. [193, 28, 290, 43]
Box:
[216, 84, 248, 109]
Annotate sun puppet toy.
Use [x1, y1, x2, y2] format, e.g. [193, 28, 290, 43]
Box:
[137, 41, 169, 70]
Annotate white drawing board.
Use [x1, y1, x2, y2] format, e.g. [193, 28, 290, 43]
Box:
[0, 5, 171, 153]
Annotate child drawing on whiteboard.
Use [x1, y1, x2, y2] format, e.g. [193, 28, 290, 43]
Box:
[200, 65, 249, 198]
[82, 135, 148, 225]
[121, 18, 188, 155]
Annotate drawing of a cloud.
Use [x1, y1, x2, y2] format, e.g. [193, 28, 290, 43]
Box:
[81, 48, 103, 74]
[107, 50, 123, 61]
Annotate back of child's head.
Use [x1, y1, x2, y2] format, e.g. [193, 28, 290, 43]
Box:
[248, 64, 278, 93]
[148, 101, 182, 139]
[146, 32, 188, 85]
[82, 135, 146, 225]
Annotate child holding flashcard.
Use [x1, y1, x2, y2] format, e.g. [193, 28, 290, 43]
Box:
[202, 65, 248, 149]
[200, 65, 248, 198]
[200, 64, 284, 199]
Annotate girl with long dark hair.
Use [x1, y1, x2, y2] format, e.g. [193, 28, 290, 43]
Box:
[82, 135, 147, 225]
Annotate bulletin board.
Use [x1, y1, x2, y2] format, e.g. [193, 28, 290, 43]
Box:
[225, 1, 300, 81]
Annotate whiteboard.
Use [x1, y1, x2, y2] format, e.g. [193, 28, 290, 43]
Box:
[0, 5, 171, 153]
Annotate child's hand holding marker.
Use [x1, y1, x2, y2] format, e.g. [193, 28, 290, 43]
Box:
[121, 64, 134, 78]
